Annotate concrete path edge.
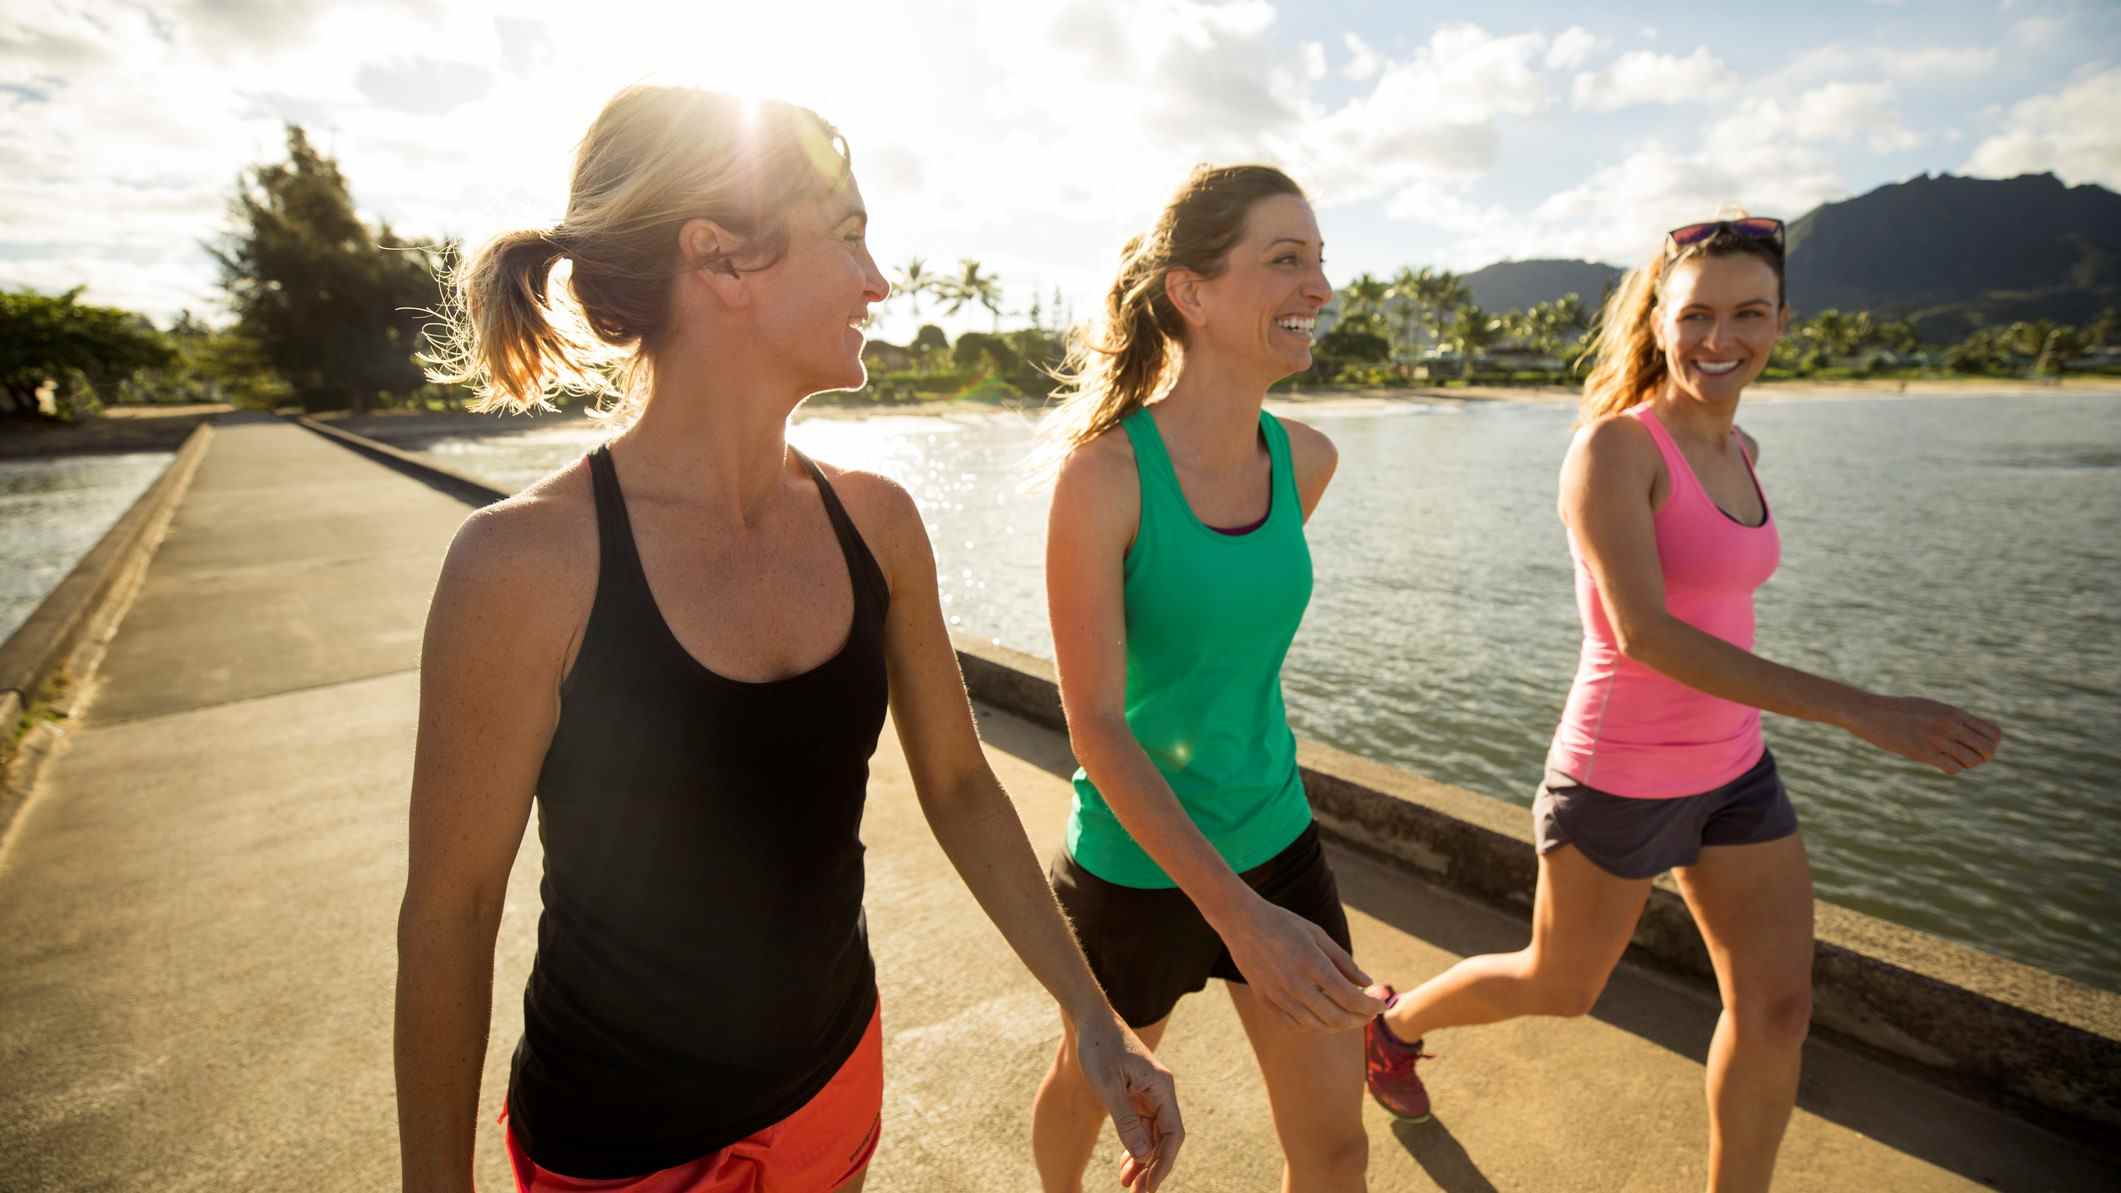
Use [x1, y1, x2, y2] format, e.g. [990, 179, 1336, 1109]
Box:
[1, 422, 213, 824]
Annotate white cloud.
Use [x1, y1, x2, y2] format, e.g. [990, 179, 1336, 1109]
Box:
[1572, 47, 1733, 112]
[1712, 82, 1921, 154]
[1341, 32, 1380, 81]
[1963, 66, 2121, 189]
[1301, 40, 1326, 80]
[1544, 26, 1601, 71]
[1783, 42, 1998, 87]
[1289, 23, 1554, 205]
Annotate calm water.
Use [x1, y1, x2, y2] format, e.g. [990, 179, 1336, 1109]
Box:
[410, 392, 2121, 993]
[1, 452, 172, 644]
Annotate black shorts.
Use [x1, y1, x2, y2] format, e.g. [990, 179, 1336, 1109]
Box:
[1533, 748, 1799, 880]
[1048, 823, 1353, 1029]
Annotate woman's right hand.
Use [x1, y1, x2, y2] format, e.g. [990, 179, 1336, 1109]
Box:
[1844, 694, 2003, 775]
[1216, 896, 1387, 1031]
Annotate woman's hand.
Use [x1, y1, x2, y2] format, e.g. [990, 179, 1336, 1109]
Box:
[1215, 896, 1387, 1032]
[1073, 1013, 1185, 1191]
[1843, 695, 2003, 775]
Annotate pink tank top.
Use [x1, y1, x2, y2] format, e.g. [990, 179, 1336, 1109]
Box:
[1549, 405, 1781, 798]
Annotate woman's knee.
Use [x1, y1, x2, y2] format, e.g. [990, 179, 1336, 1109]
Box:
[1285, 1124, 1368, 1184]
[1729, 987, 1812, 1047]
[1522, 956, 1609, 1018]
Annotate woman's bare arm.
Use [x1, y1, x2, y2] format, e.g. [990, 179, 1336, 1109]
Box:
[1563, 417, 2000, 773]
[395, 492, 586, 1193]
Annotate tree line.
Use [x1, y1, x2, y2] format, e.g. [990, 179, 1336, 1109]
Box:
[4, 128, 2116, 423]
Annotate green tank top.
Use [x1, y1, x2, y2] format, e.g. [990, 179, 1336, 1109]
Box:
[1066, 406, 1315, 889]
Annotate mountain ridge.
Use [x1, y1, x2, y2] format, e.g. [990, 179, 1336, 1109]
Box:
[1452, 173, 2119, 341]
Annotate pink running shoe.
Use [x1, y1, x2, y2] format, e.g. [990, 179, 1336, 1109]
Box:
[1364, 986, 1435, 1122]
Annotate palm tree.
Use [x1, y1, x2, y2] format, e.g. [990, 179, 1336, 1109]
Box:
[891, 257, 935, 317]
[1549, 292, 1588, 335]
[940, 259, 1005, 331]
[1414, 268, 1471, 357]
[1445, 304, 1500, 379]
[1385, 267, 1427, 367]
[1802, 309, 1852, 363]
[1340, 273, 1390, 323]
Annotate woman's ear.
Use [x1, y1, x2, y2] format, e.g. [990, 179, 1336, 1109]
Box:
[1164, 267, 1207, 330]
[679, 217, 749, 306]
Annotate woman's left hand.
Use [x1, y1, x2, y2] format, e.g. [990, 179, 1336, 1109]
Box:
[1073, 1012, 1185, 1191]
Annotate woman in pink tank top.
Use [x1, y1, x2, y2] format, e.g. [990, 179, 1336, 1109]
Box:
[1362, 216, 2003, 1191]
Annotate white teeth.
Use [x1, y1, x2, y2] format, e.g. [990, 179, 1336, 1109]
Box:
[1697, 361, 1739, 375]
[1276, 317, 1315, 332]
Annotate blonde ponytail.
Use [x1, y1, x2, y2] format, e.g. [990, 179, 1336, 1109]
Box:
[423, 85, 851, 423]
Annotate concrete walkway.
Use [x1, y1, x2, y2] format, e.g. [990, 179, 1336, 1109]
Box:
[0, 417, 2108, 1192]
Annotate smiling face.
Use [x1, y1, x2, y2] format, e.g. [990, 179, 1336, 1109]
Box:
[1181, 193, 1332, 383]
[1653, 253, 1786, 406]
[746, 176, 889, 396]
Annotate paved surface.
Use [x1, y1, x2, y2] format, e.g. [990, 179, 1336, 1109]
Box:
[0, 417, 2110, 1192]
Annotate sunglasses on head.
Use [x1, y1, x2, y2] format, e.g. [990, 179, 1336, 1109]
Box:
[1667, 217, 1784, 252]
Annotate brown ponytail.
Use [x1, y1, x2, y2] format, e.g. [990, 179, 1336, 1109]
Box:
[1043, 164, 1304, 453]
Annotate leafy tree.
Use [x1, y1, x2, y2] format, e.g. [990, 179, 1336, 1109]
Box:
[210, 125, 449, 412]
[2088, 307, 2117, 350]
[0, 287, 174, 420]
[1874, 319, 1921, 358]
[911, 323, 949, 352]
[1314, 324, 1390, 364]
[152, 313, 290, 409]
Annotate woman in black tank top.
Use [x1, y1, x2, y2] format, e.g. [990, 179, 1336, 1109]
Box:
[394, 87, 1183, 1193]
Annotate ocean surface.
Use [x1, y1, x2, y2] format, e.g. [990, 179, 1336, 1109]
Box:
[1, 451, 171, 644]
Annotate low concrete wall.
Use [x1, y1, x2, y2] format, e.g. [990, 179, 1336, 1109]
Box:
[296, 416, 508, 510]
[954, 635, 2121, 1143]
[295, 418, 2121, 1143]
[1, 423, 213, 841]
[1, 424, 213, 742]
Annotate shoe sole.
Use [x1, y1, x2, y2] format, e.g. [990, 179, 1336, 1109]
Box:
[1367, 1090, 1432, 1124]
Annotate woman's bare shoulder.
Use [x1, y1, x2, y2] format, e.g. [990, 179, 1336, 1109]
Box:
[433, 456, 598, 628]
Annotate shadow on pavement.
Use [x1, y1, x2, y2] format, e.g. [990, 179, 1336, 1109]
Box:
[974, 708, 2115, 1192]
[1389, 1116, 1500, 1193]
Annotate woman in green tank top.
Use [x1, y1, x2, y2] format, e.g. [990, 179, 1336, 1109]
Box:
[1029, 165, 1387, 1193]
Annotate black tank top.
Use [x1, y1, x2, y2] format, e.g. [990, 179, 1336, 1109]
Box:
[506, 444, 891, 1178]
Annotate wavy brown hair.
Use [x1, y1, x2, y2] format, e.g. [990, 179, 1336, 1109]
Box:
[425, 86, 852, 423]
[1043, 164, 1306, 451]
[1578, 212, 1787, 424]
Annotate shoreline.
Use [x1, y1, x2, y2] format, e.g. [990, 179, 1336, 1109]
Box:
[9, 375, 2118, 456]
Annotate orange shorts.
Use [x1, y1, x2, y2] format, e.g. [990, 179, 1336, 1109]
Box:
[504, 1002, 884, 1193]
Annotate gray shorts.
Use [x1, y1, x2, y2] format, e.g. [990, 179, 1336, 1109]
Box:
[1532, 750, 1798, 879]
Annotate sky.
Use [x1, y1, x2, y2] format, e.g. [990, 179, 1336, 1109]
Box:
[2, 0, 2117, 342]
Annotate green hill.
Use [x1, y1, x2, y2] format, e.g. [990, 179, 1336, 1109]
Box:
[1453, 173, 2119, 344]
[1461, 259, 1621, 314]
[1784, 172, 2121, 341]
